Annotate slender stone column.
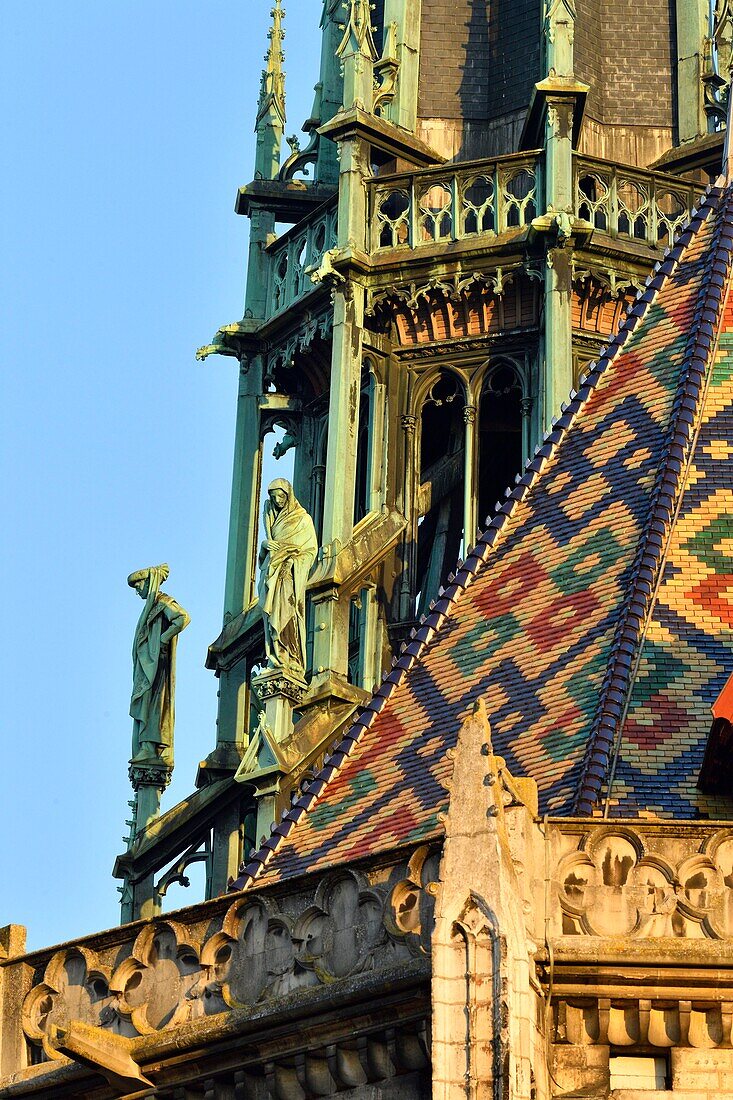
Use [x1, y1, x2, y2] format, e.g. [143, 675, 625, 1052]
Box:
[360, 579, 381, 689]
[311, 279, 366, 682]
[215, 120, 275, 747]
[537, 0, 583, 430]
[215, 165, 273, 750]
[520, 396, 534, 465]
[126, 762, 171, 920]
[542, 98, 575, 430]
[249, 668, 309, 841]
[311, 463, 326, 534]
[311, 0, 373, 683]
[214, 356, 264, 755]
[223, 360, 263, 621]
[462, 404, 478, 556]
[399, 413, 418, 621]
[209, 802, 243, 897]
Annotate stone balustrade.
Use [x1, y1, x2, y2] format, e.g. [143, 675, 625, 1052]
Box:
[265, 197, 337, 319]
[368, 151, 542, 252]
[574, 154, 704, 249]
[548, 818, 733, 941]
[0, 847, 438, 1085]
[7, 816, 733, 1093]
[364, 152, 703, 258]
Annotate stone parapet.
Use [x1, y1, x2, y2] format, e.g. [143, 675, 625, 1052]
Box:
[547, 818, 733, 941]
[0, 850, 437, 1096]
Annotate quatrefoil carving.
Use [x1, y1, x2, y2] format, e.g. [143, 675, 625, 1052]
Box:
[22, 850, 442, 1044]
[208, 872, 391, 1009]
[558, 828, 733, 938]
[109, 921, 201, 1033]
[22, 948, 112, 1059]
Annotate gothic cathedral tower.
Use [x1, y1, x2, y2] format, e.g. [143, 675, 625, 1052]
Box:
[115, 0, 726, 920]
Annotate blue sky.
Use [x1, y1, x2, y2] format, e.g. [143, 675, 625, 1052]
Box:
[0, 1, 322, 951]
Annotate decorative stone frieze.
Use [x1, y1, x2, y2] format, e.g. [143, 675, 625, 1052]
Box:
[551, 823, 733, 939]
[18, 858, 439, 1062]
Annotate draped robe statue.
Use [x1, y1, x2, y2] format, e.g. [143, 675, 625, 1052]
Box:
[258, 479, 318, 675]
[128, 564, 190, 767]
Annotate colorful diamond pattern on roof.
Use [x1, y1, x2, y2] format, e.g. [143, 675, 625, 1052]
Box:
[608, 321, 733, 816]
[234, 183, 733, 892]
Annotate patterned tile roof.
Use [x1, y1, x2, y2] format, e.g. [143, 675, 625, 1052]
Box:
[231, 180, 733, 892]
[603, 294, 733, 816]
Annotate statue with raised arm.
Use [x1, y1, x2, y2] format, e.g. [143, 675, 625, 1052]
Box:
[128, 564, 190, 768]
[258, 479, 318, 675]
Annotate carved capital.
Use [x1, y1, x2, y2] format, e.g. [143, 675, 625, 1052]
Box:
[252, 669, 309, 705]
[463, 404, 477, 426]
[401, 413, 417, 434]
[128, 763, 172, 792]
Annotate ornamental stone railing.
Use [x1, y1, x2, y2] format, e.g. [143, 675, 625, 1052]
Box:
[367, 151, 542, 252]
[574, 154, 704, 250]
[265, 197, 338, 319]
[7, 815, 733, 1089]
[365, 153, 703, 257]
[548, 819, 733, 941]
[263, 155, 703, 317]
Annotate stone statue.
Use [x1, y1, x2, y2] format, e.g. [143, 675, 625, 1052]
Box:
[128, 564, 190, 767]
[258, 479, 318, 675]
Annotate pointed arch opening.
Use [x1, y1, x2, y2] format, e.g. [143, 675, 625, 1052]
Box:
[415, 370, 467, 616]
[477, 359, 524, 532]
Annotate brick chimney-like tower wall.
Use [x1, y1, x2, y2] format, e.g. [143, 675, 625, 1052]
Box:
[417, 0, 541, 159]
[575, 0, 675, 166]
[417, 0, 675, 168]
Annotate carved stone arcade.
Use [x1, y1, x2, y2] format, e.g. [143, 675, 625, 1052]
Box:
[12, 790, 733, 1094]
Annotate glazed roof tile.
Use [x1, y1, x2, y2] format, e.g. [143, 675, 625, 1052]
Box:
[231, 180, 733, 892]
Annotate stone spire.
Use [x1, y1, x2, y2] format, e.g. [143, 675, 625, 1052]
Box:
[255, 0, 286, 180]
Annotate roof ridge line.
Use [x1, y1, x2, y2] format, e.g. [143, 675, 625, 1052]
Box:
[228, 182, 721, 893]
[576, 180, 733, 815]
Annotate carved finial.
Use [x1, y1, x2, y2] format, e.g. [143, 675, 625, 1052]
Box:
[258, 0, 286, 128]
[336, 0, 378, 110]
[725, 37, 733, 180]
[543, 0, 576, 79]
[336, 0, 377, 61]
[254, 0, 287, 179]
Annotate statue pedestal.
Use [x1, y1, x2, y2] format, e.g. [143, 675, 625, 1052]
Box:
[121, 760, 172, 921]
[128, 760, 172, 836]
[251, 667, 309, 744]
[246, 668, 308, 843]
